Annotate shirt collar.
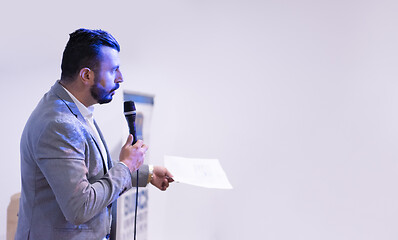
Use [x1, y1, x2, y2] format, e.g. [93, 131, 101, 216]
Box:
[61, 86, 94, 119]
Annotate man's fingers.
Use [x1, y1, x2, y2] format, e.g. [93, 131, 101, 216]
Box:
[125, 136, 147, 149]
[166, 176, 174, 182]
[161, 180, 169, 191]
[133, 139, 144, 148]
[166, 169, 174, 179]
[140, 143, 149, 151]
[124, 134, 134, 146]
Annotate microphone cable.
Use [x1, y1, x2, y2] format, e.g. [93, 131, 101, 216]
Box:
[134, 170, 139, 240]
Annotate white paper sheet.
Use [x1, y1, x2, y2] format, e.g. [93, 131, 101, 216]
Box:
[164, 155, 233, 189]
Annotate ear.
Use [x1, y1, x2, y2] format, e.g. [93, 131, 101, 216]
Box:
[78, 68, 95, 86]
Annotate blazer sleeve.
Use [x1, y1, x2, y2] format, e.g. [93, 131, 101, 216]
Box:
[130, 164, 150, 187]
[34, 119, 147, 225]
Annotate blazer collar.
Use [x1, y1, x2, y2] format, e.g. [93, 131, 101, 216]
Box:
[51, 80, 86, 123]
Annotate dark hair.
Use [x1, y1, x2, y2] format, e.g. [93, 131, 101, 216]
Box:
[60, 28, 120, 81]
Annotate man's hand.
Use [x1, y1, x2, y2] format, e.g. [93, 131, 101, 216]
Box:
[151, 166, 174, 191]
[119, 134, 148, 172]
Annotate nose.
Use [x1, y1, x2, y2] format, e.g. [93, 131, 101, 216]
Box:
[115, 69, 123, 83]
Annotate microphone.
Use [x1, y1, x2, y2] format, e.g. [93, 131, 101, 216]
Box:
[123, 100, 140, 240]
[124, 101, 138, 145]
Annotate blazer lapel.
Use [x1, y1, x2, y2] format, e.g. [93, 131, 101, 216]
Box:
[93, 120, 113, 169]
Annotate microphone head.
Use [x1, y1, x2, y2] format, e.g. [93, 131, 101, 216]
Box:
[124, 101, 136, 114]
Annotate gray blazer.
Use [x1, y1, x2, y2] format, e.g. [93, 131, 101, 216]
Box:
[16, 81, 149, 240]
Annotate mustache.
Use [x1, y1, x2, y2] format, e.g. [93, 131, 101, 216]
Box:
[111, 83, 120, 92]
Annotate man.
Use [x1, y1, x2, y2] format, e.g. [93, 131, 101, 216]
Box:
[16, 28, 173, 240]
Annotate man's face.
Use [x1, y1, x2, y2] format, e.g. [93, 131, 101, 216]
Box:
[90, 46, 123, 104]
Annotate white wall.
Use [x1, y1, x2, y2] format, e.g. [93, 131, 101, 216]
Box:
[1, 0, 398, 239]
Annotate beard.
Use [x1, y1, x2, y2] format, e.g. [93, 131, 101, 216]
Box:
[90, 81, 120, 104]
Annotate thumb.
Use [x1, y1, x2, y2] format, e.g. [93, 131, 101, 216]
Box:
[166, 169, 174, 179]
[124, 134, 134, 146]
